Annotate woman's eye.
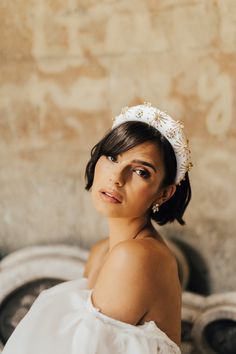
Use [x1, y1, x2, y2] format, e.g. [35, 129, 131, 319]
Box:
[107, 155, 117, 162]
[134, 169, 150, 179]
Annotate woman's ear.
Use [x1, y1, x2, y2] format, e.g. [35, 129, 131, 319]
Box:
[154, 184, 176, 206]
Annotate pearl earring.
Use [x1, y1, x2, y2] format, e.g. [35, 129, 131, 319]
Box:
[152, 203, 159, 213]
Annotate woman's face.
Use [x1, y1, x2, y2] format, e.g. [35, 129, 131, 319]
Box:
[91, 141, 166, 219]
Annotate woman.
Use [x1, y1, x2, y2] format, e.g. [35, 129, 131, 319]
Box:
[2, 103, 192, 354]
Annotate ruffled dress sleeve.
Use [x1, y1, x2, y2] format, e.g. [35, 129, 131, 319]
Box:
[2, 278, 181, 354]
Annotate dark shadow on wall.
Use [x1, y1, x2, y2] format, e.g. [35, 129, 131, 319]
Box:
[171, 237, 211, 296]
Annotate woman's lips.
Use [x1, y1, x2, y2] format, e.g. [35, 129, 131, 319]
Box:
[99, 189, 122, 204]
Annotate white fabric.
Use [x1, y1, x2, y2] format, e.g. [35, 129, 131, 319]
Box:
[2, 277, 181, 354]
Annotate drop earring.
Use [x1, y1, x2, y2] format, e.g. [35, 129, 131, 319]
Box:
[152, 203, 159, 213]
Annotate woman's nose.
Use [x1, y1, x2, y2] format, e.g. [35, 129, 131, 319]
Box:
[109, 167, 125, 187]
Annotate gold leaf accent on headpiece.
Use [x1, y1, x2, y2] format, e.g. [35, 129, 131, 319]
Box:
[179, 160, 193, 177]
[166, 128, 177, 139]
[175, 120, 184, 129]
[121, 106, 129, 114]
[154, 111, 162, 121]
[151, 111, 169, 127]
[187, 162, 193, 171]
[136, 109, 143, 118]
[174, 138, 189, 156]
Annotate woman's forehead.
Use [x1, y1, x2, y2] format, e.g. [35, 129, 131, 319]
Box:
[119, 142, 162, 163]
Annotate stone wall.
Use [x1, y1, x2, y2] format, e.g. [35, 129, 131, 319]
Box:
[0, 0, 235, 293]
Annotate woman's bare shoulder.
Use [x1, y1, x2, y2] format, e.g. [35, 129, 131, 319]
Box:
[83, 237, 109, 277]
[91, 237, 109, 253]
[108, 236, 178, 284]
[90, 237, 181, 345]
[135, 235, 178, 265]
[140, 238, 178, 282]
[115, 237, 181, 303]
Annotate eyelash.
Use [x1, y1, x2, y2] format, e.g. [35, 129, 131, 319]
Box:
[106, 155, 150, 179]
[133, 168, 150, 179]
[107, 155, 117, 162]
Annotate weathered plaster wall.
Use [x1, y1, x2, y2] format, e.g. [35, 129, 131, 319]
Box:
[0, 0, 235, 293]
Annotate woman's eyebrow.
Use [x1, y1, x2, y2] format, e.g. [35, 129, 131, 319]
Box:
[131, 159, 157, 173]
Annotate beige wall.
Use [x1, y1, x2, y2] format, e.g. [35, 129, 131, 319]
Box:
[0, 0, 235, 293]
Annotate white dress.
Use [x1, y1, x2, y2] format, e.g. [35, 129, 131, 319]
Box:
[2, 277, 181, 354]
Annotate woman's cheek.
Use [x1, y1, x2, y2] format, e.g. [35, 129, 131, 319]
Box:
[131, 184, 154, 205]
[97, 159, 111, 174]
[94, 160, 109, 179]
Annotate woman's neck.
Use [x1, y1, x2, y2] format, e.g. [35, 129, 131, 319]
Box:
[107, 216, 154, 253]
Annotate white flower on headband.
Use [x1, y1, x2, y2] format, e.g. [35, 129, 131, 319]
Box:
[112, 103, 192, 185]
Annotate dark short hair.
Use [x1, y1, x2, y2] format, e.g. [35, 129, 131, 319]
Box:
[85, 121, 191, 225]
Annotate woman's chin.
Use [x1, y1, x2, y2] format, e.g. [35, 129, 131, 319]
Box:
[93, 202, 123, 218]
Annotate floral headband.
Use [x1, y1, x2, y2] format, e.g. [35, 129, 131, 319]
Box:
[112, 103, 192, 185]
